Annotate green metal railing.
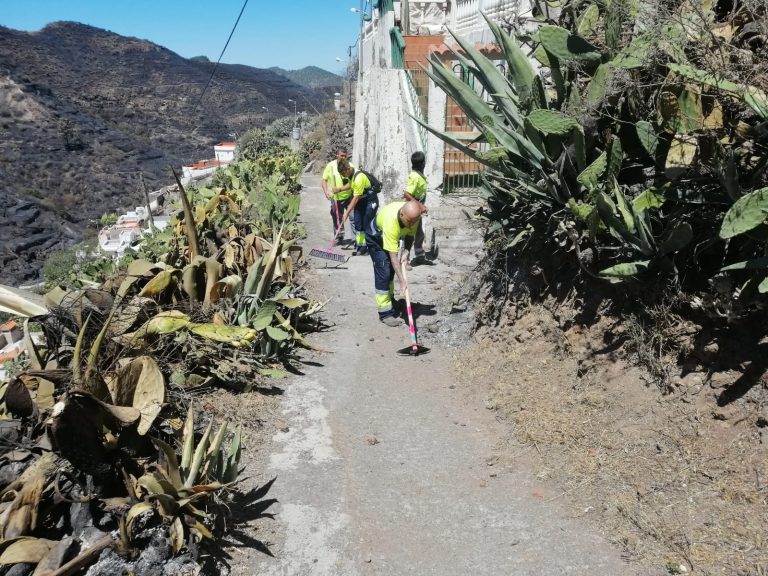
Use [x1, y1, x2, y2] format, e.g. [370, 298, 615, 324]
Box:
[390, 27, 405, 69]
[404, 67, 429, 152]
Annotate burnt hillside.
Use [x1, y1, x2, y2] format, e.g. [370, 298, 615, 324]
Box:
[0, 21, 326, 285]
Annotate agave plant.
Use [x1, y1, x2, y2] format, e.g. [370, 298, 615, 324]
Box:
[123, 407, 245, 553]
[416, 0, 767, 292]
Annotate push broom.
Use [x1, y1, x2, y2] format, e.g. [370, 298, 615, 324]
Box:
[396, 259, 430, 356]
[309, 200, 348, 263]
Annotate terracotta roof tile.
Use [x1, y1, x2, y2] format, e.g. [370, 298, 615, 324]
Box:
[430, 41, 501, 58]
[0, 350, 20, 363]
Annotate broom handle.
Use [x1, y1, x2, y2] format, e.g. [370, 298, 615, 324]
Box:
[400, 260, 418, 352]
[330, 199, 343, 247]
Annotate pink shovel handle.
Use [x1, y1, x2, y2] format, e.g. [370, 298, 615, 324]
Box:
[400, 262, 418, 352]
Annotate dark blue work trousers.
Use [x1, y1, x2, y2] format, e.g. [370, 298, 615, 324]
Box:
[330, 198, 351, 242]
[353, 194, 378, 250]
[365, 231, 395, 320]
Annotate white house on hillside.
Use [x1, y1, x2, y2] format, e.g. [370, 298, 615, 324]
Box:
[214, 141, 238, 163]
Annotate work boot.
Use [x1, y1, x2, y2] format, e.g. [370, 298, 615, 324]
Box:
[380, 316, 402, 327]
[410, 254, 430, 266]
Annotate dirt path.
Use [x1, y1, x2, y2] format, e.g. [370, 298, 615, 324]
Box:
[232, 175, 651, 575]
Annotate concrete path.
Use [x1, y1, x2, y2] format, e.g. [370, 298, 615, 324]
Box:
[240, 175, 642, 575]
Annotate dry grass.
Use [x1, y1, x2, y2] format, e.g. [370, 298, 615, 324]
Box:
[458, 303, 768, 575]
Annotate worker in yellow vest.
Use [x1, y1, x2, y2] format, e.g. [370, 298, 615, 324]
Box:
[365, 200, 426, 326]
[321, 147, 355, 246]
[337, 159, 381, 256]
[403, 151, 429, 268]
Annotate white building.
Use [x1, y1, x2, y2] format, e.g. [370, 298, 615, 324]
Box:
[0, 320, 25, 380]
[181, 142, 239, 185]
[214, 141, 238, 163]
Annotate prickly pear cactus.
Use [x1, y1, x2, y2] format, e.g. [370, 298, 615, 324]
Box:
[526, 109, 581, 135]
[538, 25, 602, 64]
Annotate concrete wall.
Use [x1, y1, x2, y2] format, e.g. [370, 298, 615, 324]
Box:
[359, 9, 395, 74]
[353, 67, 416, 201]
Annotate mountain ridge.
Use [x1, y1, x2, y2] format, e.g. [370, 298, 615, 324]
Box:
[268, 65, 342, 89]
[0, 21, 328, 285]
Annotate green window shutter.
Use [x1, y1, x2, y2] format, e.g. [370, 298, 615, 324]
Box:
[390, 27, 405, 69]
[377, 0, 394, 12]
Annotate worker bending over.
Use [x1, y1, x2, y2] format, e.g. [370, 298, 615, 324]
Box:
[337, 159, 381, 256]
[365, 199, 427, 326]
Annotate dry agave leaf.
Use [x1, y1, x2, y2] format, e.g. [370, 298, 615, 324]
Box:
[203, 259, 223, 307]
[274, 297, 308, 309]
[180, 407, 195, 478]
[1, 475, 45, 540]
[169, 517, 185, 553]
[211, 275, 242, 303]
[20, 376, 56, 411]
[126, 501, 154, 536]
[181, 255, 208, 303]
[4, 378, 34, 418]
[99, 497, 131, 514]
[31, 536, 75, 575]
[153, 438, 183, 489]
[125, 310, 191, 342]
[223, 244, 237, 269]
[139, 269, 180, 299]
[137, 474, 173, 500]
[0, 537, 56, 565]
[0, 284, 48, 317]
[3, 450, 33, 464]
[42, 286, 69, 309]
[1, 453, 58, 498]
[189, 519, 213, 539]
[89, 396, 141, 429]
[126, 259, 158, 277]
[110, 296, 156, 337]
[23, 319, 44, 371]
[113, 356, 165, 435]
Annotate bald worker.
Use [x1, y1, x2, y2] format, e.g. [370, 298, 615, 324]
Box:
[365, 199, 427, 326]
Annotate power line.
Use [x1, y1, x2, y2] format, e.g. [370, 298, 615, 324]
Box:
[196, 0, 250, 107]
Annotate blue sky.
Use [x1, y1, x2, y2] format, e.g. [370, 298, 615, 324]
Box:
[0, 0, 362, 72]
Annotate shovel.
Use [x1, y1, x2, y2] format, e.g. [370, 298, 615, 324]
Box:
[396, 259, 430, 356]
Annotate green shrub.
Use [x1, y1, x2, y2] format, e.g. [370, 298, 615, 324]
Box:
[420, 1, 768, 314]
